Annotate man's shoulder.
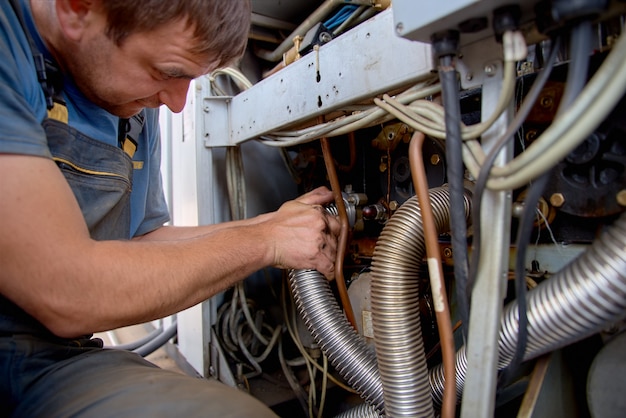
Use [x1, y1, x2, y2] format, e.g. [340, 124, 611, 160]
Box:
[0, 1, 49, 157]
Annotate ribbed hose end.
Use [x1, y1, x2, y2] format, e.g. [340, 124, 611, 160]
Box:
[289, 269, 386, 414]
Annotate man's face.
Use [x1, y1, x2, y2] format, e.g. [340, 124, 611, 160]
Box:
[64, 17, 217, 118]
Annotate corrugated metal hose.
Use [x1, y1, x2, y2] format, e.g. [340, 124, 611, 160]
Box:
[290, 186, 626, 416]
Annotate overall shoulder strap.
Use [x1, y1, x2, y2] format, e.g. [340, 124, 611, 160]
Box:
[10, 0, 144, 157]
[8, 0, 62, 109]
[118, 111, 146, 158]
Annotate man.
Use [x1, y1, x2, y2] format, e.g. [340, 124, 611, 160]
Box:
[0, 0, 339, 416]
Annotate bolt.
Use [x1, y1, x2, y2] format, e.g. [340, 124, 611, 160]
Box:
[484, 64, 496, 77]
[617, 190, 626, 207]
[443, 247, 453, 258]
[319, 32, 333, 43]
[396, 22, 404, 34]
[512, 202, 525, 218]
[525, 130, 538, 142]
[550, 193, 565, 208]
[389, 201, 399, 211]
[431, 154, 441, 165]
[539, 95, 554, 109]
[466, 72, 473, 81]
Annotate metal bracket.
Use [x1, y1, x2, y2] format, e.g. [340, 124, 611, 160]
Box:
[203, 9, 434, 147]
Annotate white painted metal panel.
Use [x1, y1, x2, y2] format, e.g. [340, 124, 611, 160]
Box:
[203, 9, 434, 146]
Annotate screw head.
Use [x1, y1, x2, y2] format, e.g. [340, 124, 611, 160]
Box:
[319, 32, 332, 43]
[512, 202, 525, 218]
[550, 193, 565, 208]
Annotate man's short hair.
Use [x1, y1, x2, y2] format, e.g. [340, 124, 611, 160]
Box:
[100, 0, 251, 69]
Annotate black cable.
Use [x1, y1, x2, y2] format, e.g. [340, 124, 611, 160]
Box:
[439, 55, 469, 339]
[558, 20, 593, 113]
[467, 36, 561, 320]
[438, 54, 472, 340]
[497, 171, 549, 388]
[499, 20, 591, 388]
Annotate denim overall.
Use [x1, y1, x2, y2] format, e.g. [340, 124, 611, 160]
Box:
[1, 106, 276, 418]
[0, 0, 135, 339]
[1, 0, 135, 336]
[46, 113, 134, 239]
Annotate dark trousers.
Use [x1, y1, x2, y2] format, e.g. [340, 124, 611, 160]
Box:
[1, 334, 278, 417]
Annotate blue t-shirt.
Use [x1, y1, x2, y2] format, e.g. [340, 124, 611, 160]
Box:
[0, 0, 170, 237]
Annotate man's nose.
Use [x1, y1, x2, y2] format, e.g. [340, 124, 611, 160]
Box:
[159, 79, 191, 113]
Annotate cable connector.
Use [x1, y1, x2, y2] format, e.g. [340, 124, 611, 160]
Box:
[493, 5, 522, 43]
[551, 0, 609, 24]
[536, 0, 610, 34]
[503, 31, 528, 62]
[430, 30, 460, 60]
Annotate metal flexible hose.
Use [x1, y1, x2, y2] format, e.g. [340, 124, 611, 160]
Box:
[499, 211, 626, 364]
[288, 269, 385, 414]
[292, 186, 626, 414]
[371, 187, 470, 417]
[290, 186, 463, 416]
[429, 345, 468, 405]
[429, 211, 626, 405]
[334, 402, 380, 418]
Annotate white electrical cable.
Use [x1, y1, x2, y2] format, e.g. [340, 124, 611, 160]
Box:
[376, 57, 517, 143]
[209, 67, 254, 90]
[259, 81, 441, 147]
[214, 32, 626, 198]
[487, 30, 626, 190]
[373, 97, 484, 179]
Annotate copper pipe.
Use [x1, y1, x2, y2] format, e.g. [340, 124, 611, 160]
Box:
[320, 130, 358, 330]
[409, 131, 457, 418]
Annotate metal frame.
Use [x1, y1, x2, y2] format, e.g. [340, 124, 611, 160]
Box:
[391, 0, 538, 46]
[161, 81, 229, 377]
[461, 59, 513, 418]
[203, 9, 434, 147]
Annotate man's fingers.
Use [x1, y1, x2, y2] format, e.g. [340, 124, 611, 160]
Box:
[296, 186, 333, 206]
[325, 212, 341, 237]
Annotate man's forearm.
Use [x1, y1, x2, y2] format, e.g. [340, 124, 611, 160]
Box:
[133, 216, 265, 242]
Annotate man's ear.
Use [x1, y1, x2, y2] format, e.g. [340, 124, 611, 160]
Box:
[55, 0, 102, 42]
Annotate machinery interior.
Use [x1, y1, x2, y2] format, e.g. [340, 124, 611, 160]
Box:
[118, 0, 626, 416]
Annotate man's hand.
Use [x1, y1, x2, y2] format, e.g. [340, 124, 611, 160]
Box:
[262, 187, 340, 279]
